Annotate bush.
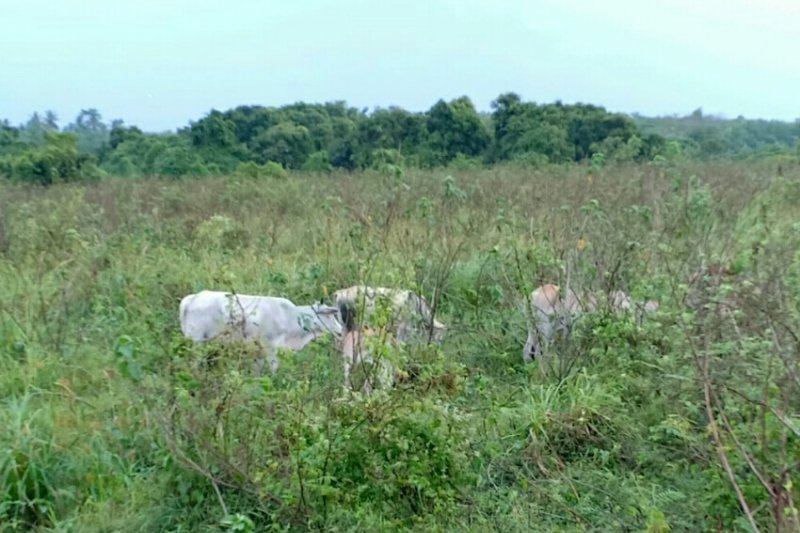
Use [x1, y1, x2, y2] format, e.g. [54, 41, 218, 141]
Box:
[302, 150, 332, 173]
[233, 160, 288, 179]
[194, 214, 250, 251]
[7, 133, 102, 185]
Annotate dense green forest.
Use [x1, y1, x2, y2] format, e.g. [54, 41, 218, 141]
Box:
[2, 93, 798, 184]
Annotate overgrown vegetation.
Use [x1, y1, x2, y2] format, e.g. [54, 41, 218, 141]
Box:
[1, 159, 799, 531]
[3, 95, 798, 183]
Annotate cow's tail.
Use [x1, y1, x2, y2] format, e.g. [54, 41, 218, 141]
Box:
[178, 294, 193, 336]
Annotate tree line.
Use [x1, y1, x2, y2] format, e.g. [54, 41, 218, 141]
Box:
[633, 107, 800, 159]
[1, 93, 798, 185]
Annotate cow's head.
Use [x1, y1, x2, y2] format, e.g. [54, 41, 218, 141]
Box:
[310, 302, 344, 338]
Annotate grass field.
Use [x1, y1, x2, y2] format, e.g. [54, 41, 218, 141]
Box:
[1, 160, 799, 532]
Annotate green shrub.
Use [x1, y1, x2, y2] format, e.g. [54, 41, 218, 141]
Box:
[302, 150, 332, 173]
[233, 160, 288, 179]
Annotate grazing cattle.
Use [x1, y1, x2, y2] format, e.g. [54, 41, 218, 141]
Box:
[522, 283, 658, 363]
[333, 285, 447, 344]
[339, 325, 397, 393]
[179, 290, 342, 374]
[333, 285, 446, 392]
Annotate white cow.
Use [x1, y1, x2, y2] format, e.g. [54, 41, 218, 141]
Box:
[179, 290, 343, 374]
[333, 285, 446, 392]
[522, 283, 658, 363]
[333, 285, 447, 344]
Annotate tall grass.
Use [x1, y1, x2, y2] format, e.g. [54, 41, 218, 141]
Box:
[0, 159, 798, 532]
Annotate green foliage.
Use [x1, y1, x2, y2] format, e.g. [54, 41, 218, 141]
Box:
[251, 121, 313, 169]
[263, 161, 289, 179]
[447, 153, 483, 171]
[15, 112, 59, 147]
[114, 334, 143, 382]
[426, 96, 491, 164]
[108, 124, 144, 150]
[489, 93, 642, 163]
[301, 150, 332, 173]
[195, 214, 250, 251]
[233, 160, 288, 180]
[190, 110, 239, 149]
[220, 513, 256, 532]
[4, 96, 798, 184]
[64, 109, 110, 154]
[1, 397, 57, 528]
[0, 389, 142, 531]
[591, 134, 644, 163]
[102, 133, 210, 177]
[4, 132, 101, 185]
[152, 143, 210, 177]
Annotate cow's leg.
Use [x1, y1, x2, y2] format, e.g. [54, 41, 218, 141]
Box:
[366, 354, 392, 393]
[377, 358, 393, 389]
[267, 349, 279, 375]
[360, 354, 375, 394]
[253, 356, 266, 376]
[523, 318, 548, 363]
[522, 331, 536, 364]
[342, 351, 353, 390]
[254, 347, 278, 376]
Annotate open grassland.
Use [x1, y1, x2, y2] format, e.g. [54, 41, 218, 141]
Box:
[1, 161, 799, 532]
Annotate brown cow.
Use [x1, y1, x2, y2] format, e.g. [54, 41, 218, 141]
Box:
[522, 284, 658, 363]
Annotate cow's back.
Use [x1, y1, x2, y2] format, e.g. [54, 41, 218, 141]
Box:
[530, 284, 594, 338]
[334, 286, 406, 328]
[222, 293, 299, 344]
[334, 285, 441, 342]
[531, 284, 561, 314]
[180, 291, 293, 342]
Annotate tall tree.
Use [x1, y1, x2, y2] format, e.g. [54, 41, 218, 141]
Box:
[250, 122, 313, 168]
[19, 112, 48, 145]
[65, 109, 110, 154]
[426, 96, 491, 164]
[44, 110, 59, 131]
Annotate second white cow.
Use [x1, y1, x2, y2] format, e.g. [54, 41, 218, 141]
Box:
[333, 285, 446, 392]
[333, 285, 447, 343]
[179, 290, 343, 374]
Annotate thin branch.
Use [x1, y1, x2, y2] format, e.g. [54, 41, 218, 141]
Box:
[696, 352, 762, 533]
[713, 389, 776, 499]
[723, 385, 800, 438]
[167, 438, 229, 517]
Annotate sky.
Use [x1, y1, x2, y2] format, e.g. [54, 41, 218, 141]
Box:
[1, 0, 798, 132]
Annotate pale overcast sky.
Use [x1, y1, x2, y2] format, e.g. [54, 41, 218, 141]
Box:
[1, 0, 798, 131]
